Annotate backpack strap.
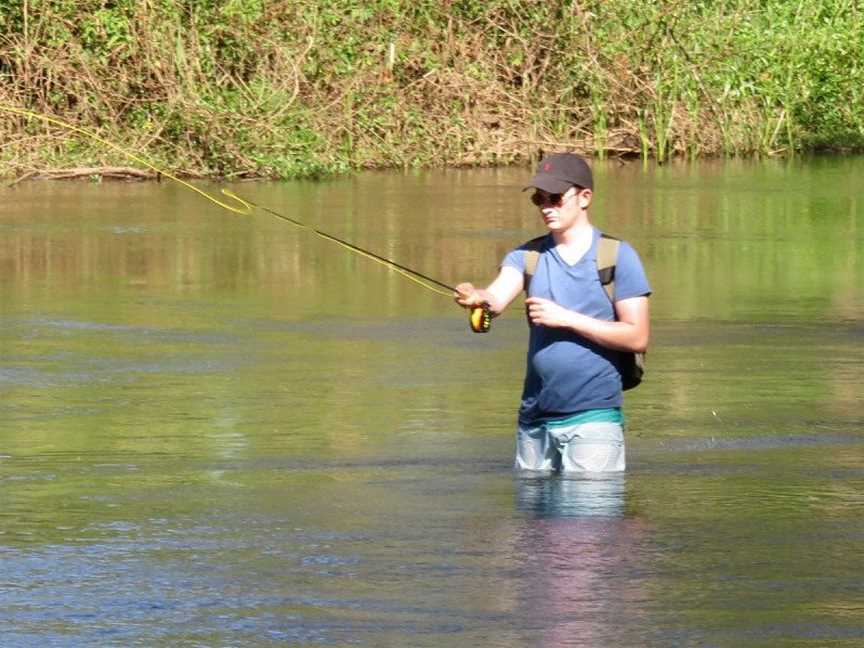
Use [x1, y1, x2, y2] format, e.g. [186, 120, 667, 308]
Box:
[521, 235, 546, 292]
[598, 233, 645, 390]
[597, 233, 620, 302]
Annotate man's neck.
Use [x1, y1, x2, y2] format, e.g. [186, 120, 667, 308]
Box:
[550, 218, 593, 265]
[551, 218, 593, 247]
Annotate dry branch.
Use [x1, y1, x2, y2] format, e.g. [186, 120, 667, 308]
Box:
[30, 166, 158, 180]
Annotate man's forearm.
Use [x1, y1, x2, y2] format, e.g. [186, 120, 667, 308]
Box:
[525, 296, 649, 353]
[565, 312, 648, 353]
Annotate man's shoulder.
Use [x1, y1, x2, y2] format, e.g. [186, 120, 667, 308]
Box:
[597, 230, 632, 248]
[518, 234, 550, 252]
[598, 232, 642, 262]
[597, 232, 651, 299]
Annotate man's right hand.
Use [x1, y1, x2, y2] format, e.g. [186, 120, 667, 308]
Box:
[454, 282, 485, 308]
[453, 267, 524, 315]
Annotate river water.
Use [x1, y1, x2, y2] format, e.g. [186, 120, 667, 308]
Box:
[1, 158, 862, 646]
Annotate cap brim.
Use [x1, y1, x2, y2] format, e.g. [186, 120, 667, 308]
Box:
[523, 174, 573, 194]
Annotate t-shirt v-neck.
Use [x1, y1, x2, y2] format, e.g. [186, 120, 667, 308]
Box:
[550, 232, 595, 268]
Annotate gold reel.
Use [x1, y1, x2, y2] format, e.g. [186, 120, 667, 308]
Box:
[469, 306, 492, 333]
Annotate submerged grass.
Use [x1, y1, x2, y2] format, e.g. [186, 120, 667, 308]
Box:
[1, 0, 863, 179]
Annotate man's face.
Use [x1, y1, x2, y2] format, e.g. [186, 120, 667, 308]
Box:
[531, 187, 590, 231]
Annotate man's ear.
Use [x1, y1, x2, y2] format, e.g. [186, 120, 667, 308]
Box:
[579, 188, 593, 209]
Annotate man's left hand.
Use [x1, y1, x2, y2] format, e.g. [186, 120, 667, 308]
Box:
[525, 297, 575, 329]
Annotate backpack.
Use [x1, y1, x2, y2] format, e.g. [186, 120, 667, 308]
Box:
[522, 233, 645, 391]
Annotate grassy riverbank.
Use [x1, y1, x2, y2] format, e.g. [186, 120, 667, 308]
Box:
[2, 0, 863, 179]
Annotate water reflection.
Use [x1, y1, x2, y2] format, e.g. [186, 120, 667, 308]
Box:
[516, 474, 627, 519]
[511, 474, 647, 648]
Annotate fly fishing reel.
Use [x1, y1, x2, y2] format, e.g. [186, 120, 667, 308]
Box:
[469, 305, 493, 333]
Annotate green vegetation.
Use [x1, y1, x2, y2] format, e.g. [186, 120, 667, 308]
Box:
[2, 0, 863, 179]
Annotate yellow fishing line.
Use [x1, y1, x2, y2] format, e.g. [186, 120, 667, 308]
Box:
[1, 105, 253, 215]
[1, 104, 454, 298]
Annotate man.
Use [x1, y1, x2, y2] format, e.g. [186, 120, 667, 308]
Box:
[455, 153, 651, 473]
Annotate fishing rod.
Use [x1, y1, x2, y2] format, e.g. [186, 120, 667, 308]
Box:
[226, 190, 456, 295]
[216, 190, 494, 333]
[0, 105, 494, 332]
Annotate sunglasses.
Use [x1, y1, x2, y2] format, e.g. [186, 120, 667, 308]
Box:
[530, 191, 564, 208]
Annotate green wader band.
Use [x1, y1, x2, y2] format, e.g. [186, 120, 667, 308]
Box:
[545, 408, 625, 429]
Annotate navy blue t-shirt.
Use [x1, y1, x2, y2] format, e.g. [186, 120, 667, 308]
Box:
[502, 228, 651, 425]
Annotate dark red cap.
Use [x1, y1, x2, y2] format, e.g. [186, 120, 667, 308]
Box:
[524, 153, 593, 193]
